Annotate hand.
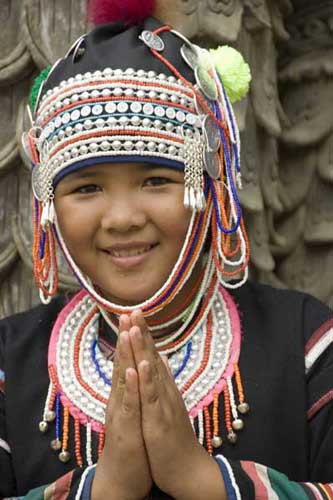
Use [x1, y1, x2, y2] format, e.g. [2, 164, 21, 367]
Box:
[128, 311, 226, 500]
[92, 315, 152, 500]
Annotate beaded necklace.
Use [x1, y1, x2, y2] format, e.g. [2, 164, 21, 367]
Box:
[39, 273, 250, 466]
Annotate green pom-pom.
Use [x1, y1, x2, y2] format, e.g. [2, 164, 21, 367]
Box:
[29, 66, 52, 110]
[209, 46, 251, 103]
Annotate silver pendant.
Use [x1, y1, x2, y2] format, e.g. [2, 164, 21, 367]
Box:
[195, 64, 218, 101]
[32, 163, 44, 202]
[181, 43, 200, 70]
[203, 150, 221, 179]
[203, 115, 221, 152]
[139, 30, 165, 52]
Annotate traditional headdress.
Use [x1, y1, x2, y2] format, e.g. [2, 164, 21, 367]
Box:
[26, 0, 253, 463]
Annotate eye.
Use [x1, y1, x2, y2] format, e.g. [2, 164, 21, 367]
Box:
[74, 184, 101, 194]
[143, 176, 172, 187]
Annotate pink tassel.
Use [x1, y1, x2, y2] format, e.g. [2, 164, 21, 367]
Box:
[88, 0, 156, 26]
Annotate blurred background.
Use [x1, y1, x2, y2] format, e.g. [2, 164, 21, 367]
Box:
[0, 0, 332, 316]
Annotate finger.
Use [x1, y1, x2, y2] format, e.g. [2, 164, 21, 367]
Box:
[138, 360, 161, 412]
[119, 314, 131, 334]
[121, 367, 141, 419]
[131, 310, 161, 367]
[114, 332, 136, 401]
[129, 325, 161, 385]
[161, 355, 173, 378]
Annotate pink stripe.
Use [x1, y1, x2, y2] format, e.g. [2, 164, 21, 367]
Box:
[241, 461, 269, 500]
[305, 319, 333, 355]
[54, 470, 74, 500]
[304, 482, 323, 500]
[308, 391, 333, 420]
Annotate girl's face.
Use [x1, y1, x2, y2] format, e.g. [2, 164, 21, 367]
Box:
[54, 162, 192, 305]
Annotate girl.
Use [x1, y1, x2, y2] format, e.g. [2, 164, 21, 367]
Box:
[1, 0, 332, 498]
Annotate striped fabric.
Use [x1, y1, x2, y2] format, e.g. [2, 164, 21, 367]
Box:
[229, 460, 333, 499]
[305, 319, 333, 374]
[3, 470, 79, 500]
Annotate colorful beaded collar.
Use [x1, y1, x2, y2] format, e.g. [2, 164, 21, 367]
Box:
[40, 286, 249, 466]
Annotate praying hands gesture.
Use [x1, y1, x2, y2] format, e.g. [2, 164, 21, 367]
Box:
[92, 311, 226, 500]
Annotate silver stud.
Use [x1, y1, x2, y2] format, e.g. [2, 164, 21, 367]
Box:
[136, 141, 145, 151]
[92, 104, 103, 115]
[166, 122, 174, 132]
[63, 98, 71, 106]
[112, 140, 122, 151]
[148, 70, 156, 78]
[80, 91, 90, 100]
[149, 90, 157, 99]
[71, 94, 79, 103]
[166, 108, 176, 120]
[96, 118, 105, 128]
[130, 102, 142, 113]
[168, 145, 177, 155]
[80, 145, 88, 155]
[232, 418, 244, 431]
[55, 116, 62, 128]
[137, 90, 145, 99]
[84, 119, 93, 130]
[107, 117, 117, 126]
[117, 102, 129, 113]
[158, 143, 167, 153]
[71, 147, 79, 158]
[124, 141, 133, 151]
[59, 451, 71, 463]
[147, 142, 156, 152]
[103, 68, 113, 77]
[75, 123, 83, 133]
[131, 116, 141, 126]
[125, 89, 134, 97]
[93, 70, 102, 78]
[51, 438, 62, 451]
[160, 93, 168, 101]
[171, 95, 179, 104]
[137, 69, 145, 77]
[75, 74, 83, 81]
[238, 402, 250, 415]
[39, 421, 49, 433]
[114, 69, 122, 76]
[212, 436, 223, 448]
[64, 152, 71, 161]
[68, 77, 75, 84]
[101, 141, 110, 151]
[89, 143, 98, 153]
[62, 113, 71, 124]
[186, 113, 197, 126]
[227, 431, 238, 444]
[176, 111, 186, 123]
[71, 109, 81, 121]
[159, 73, 167, 81]
[113, 88, 123, 97]
[125, 68, 135, 75]
[153, 120, 162, 129]
[155, 106, 165, 117]
[142, 118, 151, 127]
[143, 103, 154, 115]
[84, 72, 92, 79]
[102, 89, 111, 98]
[65, 126, 73, 137]
[105, 102, 117, 114]
[168, 76, 176, 83]
[119, 116, 129, 125]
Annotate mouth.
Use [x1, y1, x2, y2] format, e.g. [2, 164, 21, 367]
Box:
[102, 243, 158, 269]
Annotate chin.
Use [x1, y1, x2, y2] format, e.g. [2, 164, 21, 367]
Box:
[100, 285, 160, 306]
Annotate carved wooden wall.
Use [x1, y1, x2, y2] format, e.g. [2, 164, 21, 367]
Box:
[0, 0, 332, 317]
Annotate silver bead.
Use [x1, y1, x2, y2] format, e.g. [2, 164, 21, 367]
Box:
[238, 402, 250, 415]
[166, 107, 176, 120]
[62, 113, 71, 124]
[107, 117, 117, 126]
[64, 152, 71, 161]
[232, 419, 244, 431]
[59, 451, 71, 463]
[160, 93, 168, 101]
[143, 103, 154, 115]
[148, 71, 156, 78]
[39, 421, 49, 433]
[51, 438, 62, 451]
[89, 143, 99, 153]
[158, 143, 167, 153]
[114, 69, 123, 76]
[91, 90, 100, 98]
[149, 90, 157, 99]
[130, 102, 142, 113]
[154, 120, 163, 129]
[113, 88, 123, 97]
[92, 104, 103, 115]
[96, 118, 105, 128]
[125, 68, 135, 75]
[71, 93, 79, 103]
[81, 91, 90, 100]
[125, 88, 134, 97]
[155, 106, 165, 117]
[71, 147, 79, 158]
[166, 122, 174, 132]
[45, 410, 56, 423]
[102, 89, 111, 97]
[212, 436, 223, 448]
[65, 126, 73, 137]
[131, 116, 141, 126]
[168, 145, 177, 156]
[105, 102, 117, 113]
[176, 111, 186, 123]
[75, 123, 83, 133]
[136, 141, 145, 151]
[103, 68, 112, 76]
[147, 141, 156, 152]
[142, 118, 151, 127]
[137, 90, 145, 99]
[119, 116, 129, 125]
[101, 141, 110, 151]
[79, 145, 88, 156]
[124, 141, 133, 151]
[63, 98, 71, 106]
[71, 109, 80, 121]
[227, 431, 238, 444]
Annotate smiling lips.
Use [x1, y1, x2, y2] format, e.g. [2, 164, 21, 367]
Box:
[103, 242, 157, 269]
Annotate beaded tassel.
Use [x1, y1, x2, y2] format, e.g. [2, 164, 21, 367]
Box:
[98, 431, 105, 458]
[223, 387, 237, 444]
[51, 393, 62, 451]
[234, 363, 250, 415]
[86, 423, 93, 466]
[204, 406, 213, 455]
[212, 392, 223, 448]
[183, 131, 206, 212]
[75, 418, 83, 467]
[59, 407, 71, 463]
[198, 409, 204, 445]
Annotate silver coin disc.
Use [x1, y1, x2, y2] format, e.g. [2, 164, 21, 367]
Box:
[139, 31, 165, 52]
[203, 150, 221, 179]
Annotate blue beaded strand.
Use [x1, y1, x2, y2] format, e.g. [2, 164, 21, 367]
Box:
[55, 393, 61, 442]
[174, 341, 192, 379]
[91, 339, 112, 386]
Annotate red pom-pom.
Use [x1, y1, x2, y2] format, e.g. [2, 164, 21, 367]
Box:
[88, 0, 156, 26]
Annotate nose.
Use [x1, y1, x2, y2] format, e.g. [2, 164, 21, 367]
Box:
[100, 192, 147, 233]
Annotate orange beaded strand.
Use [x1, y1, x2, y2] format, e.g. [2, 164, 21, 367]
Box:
[74, 418, 83, 468]
[59, 406, 71, 463]
[98, 431, 105, 458]
[204, 406, 213, 456]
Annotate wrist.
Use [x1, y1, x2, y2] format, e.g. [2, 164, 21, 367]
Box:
[174, 452, 227, 500]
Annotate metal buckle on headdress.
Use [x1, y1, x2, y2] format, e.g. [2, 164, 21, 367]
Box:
[139, 30, 165, 51]
[65, 34, 87, 62]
